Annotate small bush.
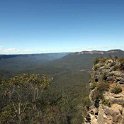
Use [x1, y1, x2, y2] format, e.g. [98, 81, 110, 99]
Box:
[102, 99, 111, 107]
[119, 58, 124, 63]
[113, 65, 119, 71]
[119, 63, 124, 71]
[83, 96, 91, 106]
[99, 58, 107, 63]
[118, 58, 124, 70]
[94, 58, 99, 65]
[90, 82, 97, 90]
[90, 88, 104, 101]
[93, 65, 98, 71]
[111, 86, 122, 94]
[94, 98, 100, 108]
[97, 82, 109, 92]
[101, 73, 107, 81]
[90, 82, 109, 101]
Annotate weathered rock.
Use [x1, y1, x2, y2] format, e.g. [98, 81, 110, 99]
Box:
[111, 71, 124, 77]
[85, 58, 124, 124]
[117, 80, 124, 84]
[104, 92, 124, 105]
[106, 76, 114, 82]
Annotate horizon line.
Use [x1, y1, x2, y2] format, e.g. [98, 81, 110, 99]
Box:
[0, 49, 123, 55]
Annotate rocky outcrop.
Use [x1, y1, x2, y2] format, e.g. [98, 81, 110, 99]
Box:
[78, 49, 124, 55]
[85, 58, 124, 124]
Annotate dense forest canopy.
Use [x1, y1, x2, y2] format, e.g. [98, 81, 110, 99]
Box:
[1, 50, 124, 123]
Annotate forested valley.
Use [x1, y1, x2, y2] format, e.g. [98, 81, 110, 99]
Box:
[0, 50, 124, 124]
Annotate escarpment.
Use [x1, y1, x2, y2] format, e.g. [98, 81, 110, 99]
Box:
[85, 58, 124, 124]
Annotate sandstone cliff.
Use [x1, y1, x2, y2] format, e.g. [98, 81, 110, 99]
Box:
[85, 58, 124, 124]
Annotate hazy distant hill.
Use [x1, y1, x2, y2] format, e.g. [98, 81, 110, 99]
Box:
[0, 53, 69, 60]
[0, 49, 124, 78]
[39, 49, 124, 72]
[0, 49, 124, 117]
[0, 53, 69, 74]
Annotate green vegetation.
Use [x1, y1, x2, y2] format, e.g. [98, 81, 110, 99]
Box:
[111, 85, 122, 94]
[101, 73, 107, 81]
[0, 53, 93, 123]
[0, 74, 51, 124]
[119, 58, 124, 71]
[102, 99, 111, 107]
[90, 82, 97, 90]
[0, 72, 89, 124]
[1, 51, 124, 123]
[97, 82, 109, 92]
[94, 58, 99, 65]
[91, 82, 110, 101]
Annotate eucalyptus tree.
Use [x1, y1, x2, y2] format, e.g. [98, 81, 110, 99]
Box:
[0, 73, 52, 124]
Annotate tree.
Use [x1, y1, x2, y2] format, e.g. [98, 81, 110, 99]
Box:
[0, 73, 51, 124]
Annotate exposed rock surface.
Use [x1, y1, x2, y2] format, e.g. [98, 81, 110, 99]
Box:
[85, 58, 124, 124]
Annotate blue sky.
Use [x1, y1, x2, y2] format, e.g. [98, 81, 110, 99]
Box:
[0, 0, 124, 54]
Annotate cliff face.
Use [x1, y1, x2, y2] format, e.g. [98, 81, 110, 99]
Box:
[85, 58, 124, 124]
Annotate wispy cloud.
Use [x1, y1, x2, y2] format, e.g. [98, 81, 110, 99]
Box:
[0, 46, 34, 54]
[0, 46, 61, 54]
[0, 44, 123, 55]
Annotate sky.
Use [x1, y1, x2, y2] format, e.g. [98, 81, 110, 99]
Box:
[0, 0, 124, 54]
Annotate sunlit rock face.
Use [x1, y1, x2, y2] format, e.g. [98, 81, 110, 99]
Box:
[85, 58, 124, 124]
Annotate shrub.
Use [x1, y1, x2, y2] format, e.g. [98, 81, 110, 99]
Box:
[118, 58, 124, 70]
[119, 63, 124, 71]
[102, 99, 111, 107]
[113, 65, 119, 71]
[90, 82, 109, 101]
[97, 82, 109, 92]
[111, 85, 122, 94]
[90, 82, 97, 90]
[101, 73, 107, 81]
[83, 96, 91, 107]
[94, 97, 100, 108]
[94, 58, 99, 65]
[93, 65, 98, 71]
[99, 58, 107, 63]
[90, 88, 104, 101]
[119, 58, 124, 63]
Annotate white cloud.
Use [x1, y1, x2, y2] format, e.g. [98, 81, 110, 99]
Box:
[0, 44, 123, 55]
[0, 47, 34, 54]
[0, 46, 58, 54]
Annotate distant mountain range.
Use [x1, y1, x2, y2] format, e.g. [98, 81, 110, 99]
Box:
[1, 49, 123, 124]
[0, 49, 124, 78]
[0, 53, 69, 60]
[77, 49, 124, 55]
[0, 49, 123, 58]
